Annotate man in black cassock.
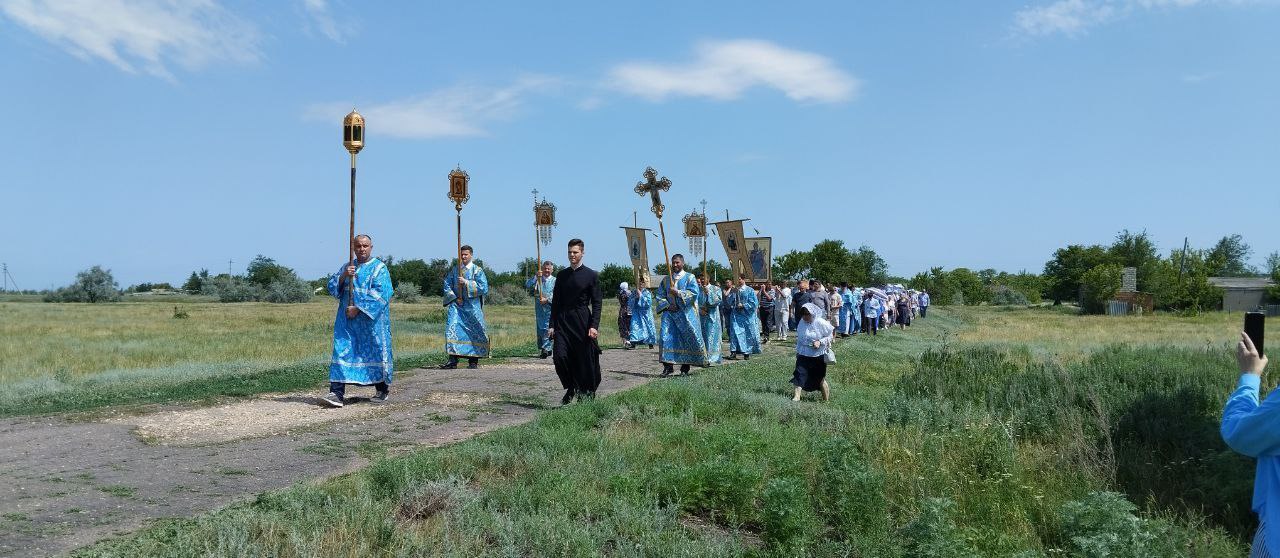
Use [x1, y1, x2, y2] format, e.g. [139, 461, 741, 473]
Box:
[547, 238, 603, 404]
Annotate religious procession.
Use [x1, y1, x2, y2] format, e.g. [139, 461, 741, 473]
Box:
[320, 111, 933, 409]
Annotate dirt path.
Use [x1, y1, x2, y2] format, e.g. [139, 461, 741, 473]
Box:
[0, 347, 737, 557]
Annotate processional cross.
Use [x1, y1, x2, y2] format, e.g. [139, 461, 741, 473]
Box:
[633, 166, 674, 299]
[635, 167, 671, 219]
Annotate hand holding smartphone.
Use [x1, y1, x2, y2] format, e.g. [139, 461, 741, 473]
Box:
[1246, 312, 1266, 357]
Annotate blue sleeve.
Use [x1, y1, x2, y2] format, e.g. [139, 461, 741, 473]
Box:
[327, 266, 343, 299]
[475, 268, 489, 297]
[1221, 374, 1280, 457]
[443, 267, 457, 299]
[355, 264, 392, 319]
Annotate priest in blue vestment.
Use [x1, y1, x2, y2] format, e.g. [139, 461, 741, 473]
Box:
[654, 254, 707, 376]
[525, 260, 556, 359]
[727, 273, 762, 359]
[324, 234, 393, 407]
[440, 245, 489, 369]
[628, 277, 657, 349]
[697, 273, 723, 365]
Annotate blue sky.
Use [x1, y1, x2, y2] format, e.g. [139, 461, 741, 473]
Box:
[1, 0, 1277, 289]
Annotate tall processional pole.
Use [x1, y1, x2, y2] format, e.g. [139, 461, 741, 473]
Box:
[532, 189, 557, 300]
[448, 167, 470, 305]
[342, 110, 365, 313]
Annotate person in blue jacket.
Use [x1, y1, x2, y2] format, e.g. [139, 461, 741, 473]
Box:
[1221, 332, 1272, 556]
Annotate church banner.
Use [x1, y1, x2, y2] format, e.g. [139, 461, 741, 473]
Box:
[712, 219, 749, 278]
[745, 237, 772, 284]
[621, 226, 652, 287]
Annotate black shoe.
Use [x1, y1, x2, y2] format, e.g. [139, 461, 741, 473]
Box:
[561, 389, 576, 405]
[467, 361, 479, 370]
[649, 344, 655, 349]
[661, 365, 674, 377]
[438, 361, 458, 370]
[539, 349, 550, 359]
[680, 365, 690, 376]
[370, 391, 389, 404]
[624, 342, 633, 350]
[744, 354, 750, 360]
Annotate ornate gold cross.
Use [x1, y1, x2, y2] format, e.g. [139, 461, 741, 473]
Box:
[634, 167, 671, 219]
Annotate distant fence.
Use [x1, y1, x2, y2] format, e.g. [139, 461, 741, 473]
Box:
[1266, 305, 1280, 317]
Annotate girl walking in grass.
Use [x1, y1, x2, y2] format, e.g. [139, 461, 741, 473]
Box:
[791, 303, 833, 402]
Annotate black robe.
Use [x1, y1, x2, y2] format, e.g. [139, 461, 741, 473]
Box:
[549, 264, 603, 393]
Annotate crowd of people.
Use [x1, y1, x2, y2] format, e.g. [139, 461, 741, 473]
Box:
[321, 235, 933, 408]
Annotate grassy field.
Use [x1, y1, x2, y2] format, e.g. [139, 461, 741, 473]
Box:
[0, 296, 623, 417]
[71, 306, 1275, 557]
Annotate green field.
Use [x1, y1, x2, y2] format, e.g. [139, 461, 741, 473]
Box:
[0, 296, 622, 417]
[67, 305, 1275, 557]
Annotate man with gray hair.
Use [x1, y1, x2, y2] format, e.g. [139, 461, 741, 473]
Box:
[324, 234, 393, 407]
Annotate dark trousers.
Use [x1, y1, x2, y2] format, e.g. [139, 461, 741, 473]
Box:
[920, 306, 928, 318]
[331, 381, 387, 398]
[863, 316, 878, 335]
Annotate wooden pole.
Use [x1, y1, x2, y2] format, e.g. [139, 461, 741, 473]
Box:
[347, 152, 356, 311]
[535, 224, 543, 301]
[657, 218, 672, 302]
[456, 209, 464, 305]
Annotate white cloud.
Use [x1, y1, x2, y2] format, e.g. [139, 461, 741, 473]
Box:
[305, 76, 557, 139]
[1013, 0, 1268, 37]
[607, 39, 858, 104]
[0, 0, 259, 78]
[301, 0, 352, 43]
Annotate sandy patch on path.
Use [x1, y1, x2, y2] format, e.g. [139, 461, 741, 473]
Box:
[106, 395, 384, 446]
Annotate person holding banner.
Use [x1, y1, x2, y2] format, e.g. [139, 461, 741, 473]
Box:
[655, 254, 707, 375]
[440, 245, 489, 369]
[698, 273, 723, 365]
[524, 260, 555, 359]
[727, 273, 762, 359]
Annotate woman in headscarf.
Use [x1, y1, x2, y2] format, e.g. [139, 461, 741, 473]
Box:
[628, 277, 657, 349]
[617, 281, 633, 348]
[791, 302, 833, 402]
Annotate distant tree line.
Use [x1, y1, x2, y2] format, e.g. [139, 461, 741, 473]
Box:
[1040, 230, 1274, 314]
[181, 255, 312, 303]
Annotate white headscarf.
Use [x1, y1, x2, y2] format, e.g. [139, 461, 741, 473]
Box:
[619, 282, 629, 294]
[797, 302, 834, 355]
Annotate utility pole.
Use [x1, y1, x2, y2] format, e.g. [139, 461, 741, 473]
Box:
[1, 263, 15, 292]
[228, 259, 234, 278]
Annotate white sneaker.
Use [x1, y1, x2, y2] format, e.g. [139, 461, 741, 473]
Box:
[322, 393, 344, 408]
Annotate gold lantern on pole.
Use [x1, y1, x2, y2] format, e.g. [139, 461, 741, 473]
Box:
[341, 109, 365, 312]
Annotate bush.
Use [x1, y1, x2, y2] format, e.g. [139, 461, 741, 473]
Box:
[202, 276, 264, 302]
[43, 266, 121, 303]
[394, 282, 421, 303]
[263, 275, 313, 303]
[761, 477, 814, 552]
[990, 286, 1030, 306]
[487, 283, 529, 306]
[901, 498, 980, 558]
[1058, 491, 1180, 557]
[1080, 264, 1122, 314]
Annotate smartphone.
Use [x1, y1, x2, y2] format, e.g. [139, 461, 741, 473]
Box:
[1246, 312, 1266, 356]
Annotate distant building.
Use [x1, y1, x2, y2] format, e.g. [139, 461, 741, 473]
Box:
[1208, 277, 1275, 312]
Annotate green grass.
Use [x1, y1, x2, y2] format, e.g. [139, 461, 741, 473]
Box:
[0, 297, 625, 417]
[74, 306, 1269, 556]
